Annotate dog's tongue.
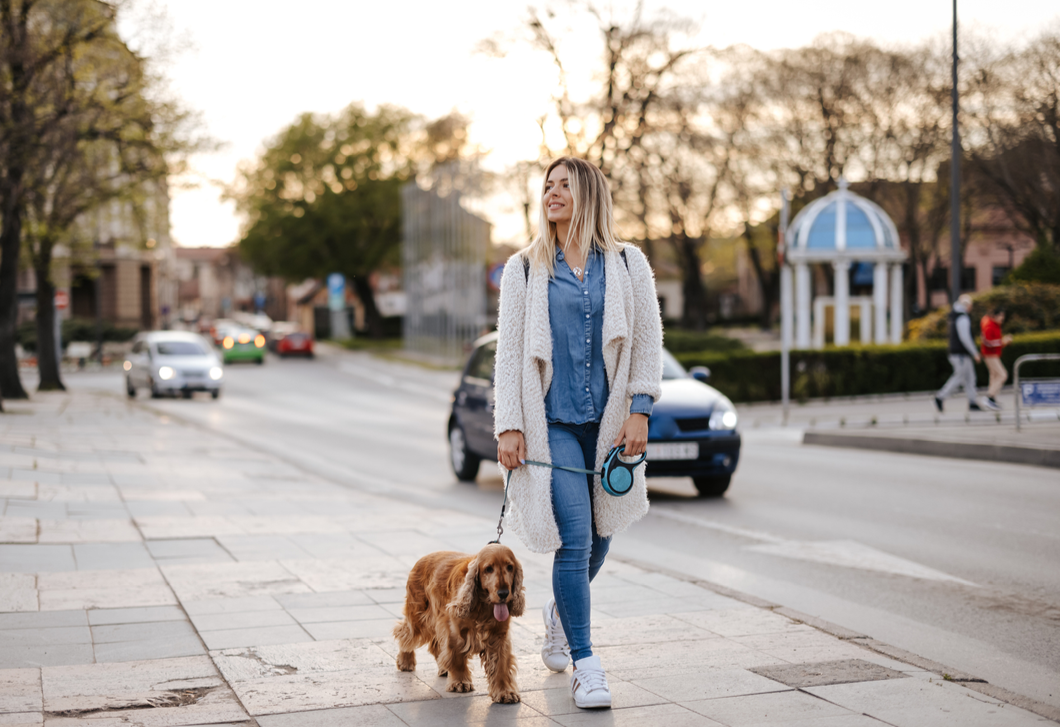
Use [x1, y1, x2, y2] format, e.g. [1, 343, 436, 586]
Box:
[493, 603, 510, 621]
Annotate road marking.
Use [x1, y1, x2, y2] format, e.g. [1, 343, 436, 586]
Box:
[650, 508, 976, 586]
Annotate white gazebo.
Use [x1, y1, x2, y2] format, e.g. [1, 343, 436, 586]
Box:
[781, 180, 908, 348]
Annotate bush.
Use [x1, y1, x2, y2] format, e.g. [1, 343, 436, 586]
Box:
[15, 317, 138, 353]
[907, 283, 1060, 341]
[1008, 245, 1060, 285]
[675, 331, 1060, 403]
[662, 329, 747, 354]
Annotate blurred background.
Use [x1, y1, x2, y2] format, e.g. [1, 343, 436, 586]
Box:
[2, 0, 1059, 395]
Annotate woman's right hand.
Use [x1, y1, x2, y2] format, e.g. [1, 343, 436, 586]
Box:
[497, 430, 526, 471]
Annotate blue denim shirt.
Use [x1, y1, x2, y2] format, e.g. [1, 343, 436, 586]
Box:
[545, 246, 654, 424]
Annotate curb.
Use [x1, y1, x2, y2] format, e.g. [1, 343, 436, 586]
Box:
[612, 554, 1060, 724]
[802, 430, 1060, 469]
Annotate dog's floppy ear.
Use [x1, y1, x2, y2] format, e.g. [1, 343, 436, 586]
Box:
[448, 556, 479, 620]
[509, 556, 526, 618]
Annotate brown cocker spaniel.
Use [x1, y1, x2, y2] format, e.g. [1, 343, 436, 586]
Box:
[393, 543, 525, 703]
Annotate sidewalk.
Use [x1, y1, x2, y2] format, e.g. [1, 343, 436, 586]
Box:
[738, 390, 1060, 469]
[1, 391, 1055, 726]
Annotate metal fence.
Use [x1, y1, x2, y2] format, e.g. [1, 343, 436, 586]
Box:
[402, 183, 490, 363]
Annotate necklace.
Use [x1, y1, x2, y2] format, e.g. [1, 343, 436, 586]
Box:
[572, 265, 582, 278]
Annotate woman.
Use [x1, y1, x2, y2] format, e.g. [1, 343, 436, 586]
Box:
[493, 157, 663, 709]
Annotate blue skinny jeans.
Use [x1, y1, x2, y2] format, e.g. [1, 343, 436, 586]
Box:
[548, 420, 611, 662]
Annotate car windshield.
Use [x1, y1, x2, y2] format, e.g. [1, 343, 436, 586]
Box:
[155, 341, 207, 356]
[661, 349, 687, 380]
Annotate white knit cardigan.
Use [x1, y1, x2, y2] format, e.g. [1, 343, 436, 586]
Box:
[493, 244, 663, 554]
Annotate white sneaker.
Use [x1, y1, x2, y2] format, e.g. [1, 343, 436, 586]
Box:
[541, 598, 570, 672]
[571, 655, 611, 709]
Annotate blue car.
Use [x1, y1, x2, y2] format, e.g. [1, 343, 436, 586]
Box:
[447, 332, 741, 497]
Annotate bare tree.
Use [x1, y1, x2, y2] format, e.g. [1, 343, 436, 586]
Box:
[965, 27, 1060, 251]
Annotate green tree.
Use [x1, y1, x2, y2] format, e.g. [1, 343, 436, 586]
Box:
[232, 104, 415, 338]
[0, 0, 197, 399]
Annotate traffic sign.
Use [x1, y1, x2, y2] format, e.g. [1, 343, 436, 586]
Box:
[1020, 381, 1060, 406]
[488, 262, 505, 292]
[54, 290, 69, 310]
[327, 273, 346, 312]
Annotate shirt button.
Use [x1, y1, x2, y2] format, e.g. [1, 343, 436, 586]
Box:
[586, 314, 589, 318]
[586, 363, 590, 367]
[585, 387, 590, 392]
[583, 290, 588, 295]
[586, 338, 590, 343]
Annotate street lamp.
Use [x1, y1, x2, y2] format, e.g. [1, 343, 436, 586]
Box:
[950, 0, 962, 304]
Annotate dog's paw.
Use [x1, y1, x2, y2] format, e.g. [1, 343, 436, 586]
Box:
[447, 680, 475, 693]
[493, 690, 521, 704]
[396, 651, 416, 672]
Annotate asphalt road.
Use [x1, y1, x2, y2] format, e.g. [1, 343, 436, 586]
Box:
[58, 344, 1060, 710]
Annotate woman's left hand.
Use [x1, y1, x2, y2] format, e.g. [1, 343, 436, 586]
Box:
[614, 413, 649, 456]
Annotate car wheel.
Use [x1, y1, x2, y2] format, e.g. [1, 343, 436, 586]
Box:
[149, 379, 162, 399]
[692, 475, 731, 498]
[256, 357, 264, 365]
[211, 389, 220, 400]
[126, 377, 136, 398]
[449, 424, 481, 482]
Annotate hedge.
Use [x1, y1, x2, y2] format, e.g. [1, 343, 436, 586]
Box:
[662, 329, 747, 354]
[674, 331, 1060, 403]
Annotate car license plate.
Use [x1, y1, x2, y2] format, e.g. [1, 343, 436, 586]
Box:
[646, 442, 699, 460]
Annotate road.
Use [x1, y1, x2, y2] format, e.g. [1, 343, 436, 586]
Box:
[61, 344, 1060, 710]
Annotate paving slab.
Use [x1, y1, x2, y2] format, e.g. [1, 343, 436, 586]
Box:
[805, 677, 1051, 726]
[553, 702, 724, 727]
[255, 704, 407, 727]
[160, 562, 310, 602]
[72, 543, 155, 570]
[35, 568, 176, 612]
[0, 574, 38, 612]
[86, 606, 186, 626]
[39, 656, 246, 723]
[0, 546, 75, 574]
[0, 668, 42, 712]
[630, 668, 791, 703]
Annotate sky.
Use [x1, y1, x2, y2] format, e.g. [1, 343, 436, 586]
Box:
[146, 0, 1060, 249]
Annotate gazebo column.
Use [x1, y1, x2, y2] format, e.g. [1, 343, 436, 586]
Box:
[795, 262, 811, 349]
[833, 261, 851, 346]
[890, 263, 904, 343]
[873, 262, 888, 344]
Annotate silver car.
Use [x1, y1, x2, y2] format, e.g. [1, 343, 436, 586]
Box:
[124, 331, 224, 399]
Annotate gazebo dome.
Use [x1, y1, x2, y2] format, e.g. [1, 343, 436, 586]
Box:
[787, 178, 902, 262]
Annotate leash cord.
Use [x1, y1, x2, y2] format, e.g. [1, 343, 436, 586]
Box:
[489, 460, 602, 544]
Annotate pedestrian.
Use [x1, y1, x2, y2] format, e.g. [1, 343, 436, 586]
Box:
[492, 157, 663, 710]
[935, 293, 983, 412]
[979, 305, 1012, 410]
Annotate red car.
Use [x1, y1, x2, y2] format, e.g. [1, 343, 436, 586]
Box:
[276, 331, 314, 358]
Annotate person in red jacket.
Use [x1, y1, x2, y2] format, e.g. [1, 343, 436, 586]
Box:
[980, 306, 1012, 410]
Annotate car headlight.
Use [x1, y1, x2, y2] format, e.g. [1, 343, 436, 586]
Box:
[209, 366, 223, 381]
[158, 366, 175, 381]
[254, 334, 265, 348]
[123, 361, 131, 371]
[709, 399, 738, 430]
[223, 336, 234, 349]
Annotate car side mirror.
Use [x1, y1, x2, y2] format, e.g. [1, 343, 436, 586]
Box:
[689, 366, 710, 383]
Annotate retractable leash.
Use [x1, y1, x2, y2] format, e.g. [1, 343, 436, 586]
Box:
[489, 445, 646, 544]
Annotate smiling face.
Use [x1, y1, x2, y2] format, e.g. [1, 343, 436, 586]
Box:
[543, 164, 573, 227]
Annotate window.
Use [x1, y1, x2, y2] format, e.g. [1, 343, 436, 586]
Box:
[131, 341, 144, 354]
[992, 266, 1010, 286]
[928, 267, 977, 292]
[154, 341, 207, 356]
[465, 341, 496, 382]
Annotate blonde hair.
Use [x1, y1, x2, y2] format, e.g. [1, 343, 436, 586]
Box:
[524, 157, 622, 276]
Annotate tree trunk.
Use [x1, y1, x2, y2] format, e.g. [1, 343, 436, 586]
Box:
[674, 234, 708, 331]
[351, 275, 385, 339]
[0, 201, 28, 400]
[742, 223, 777, 330]
[34, 244, 65, 391]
